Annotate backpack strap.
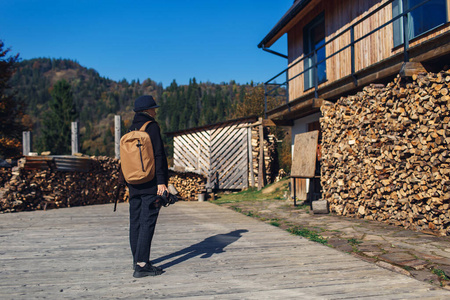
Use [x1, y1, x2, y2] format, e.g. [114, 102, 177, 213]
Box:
[139, 121, 153, 131]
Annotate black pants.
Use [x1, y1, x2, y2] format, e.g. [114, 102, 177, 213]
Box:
[129, 194, 160, 264]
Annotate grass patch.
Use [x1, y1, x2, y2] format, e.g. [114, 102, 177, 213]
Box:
[269, 219, 281, 227]
[287, 226, 329, 245]
[432, 268, 450, 281]
[231, 206, 242, 213]
[348, 238, 363, 246]
[212, 178, 289, 205]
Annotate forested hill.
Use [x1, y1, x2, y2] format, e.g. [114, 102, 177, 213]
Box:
[10, 58, 263, 157]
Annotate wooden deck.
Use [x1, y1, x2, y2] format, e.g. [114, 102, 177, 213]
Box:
[1, 202, 449, 299]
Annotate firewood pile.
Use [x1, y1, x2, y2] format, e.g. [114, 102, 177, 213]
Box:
[0, 156, 206, 213]
[168, 170, 206, 200]
[0, 168, 12, 188]
[321, 69, 450, 236]
[0, 156, 125, 213]
[251, 126, 278, 186]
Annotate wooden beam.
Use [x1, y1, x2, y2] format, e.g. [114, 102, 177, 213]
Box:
[320, 60, 404, 100]
[258, 117, 265, 190]
[399, 62, 427, 78]
[262, 119, 277, 127]
[272, 119, 294, 127]
[313, 98, 324, 108]
[247, 127, 254, 188]
[410, 34, 450, 63]
[269, 98, 317, 120]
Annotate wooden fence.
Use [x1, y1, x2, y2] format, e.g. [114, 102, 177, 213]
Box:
[170, 117, 257, 190]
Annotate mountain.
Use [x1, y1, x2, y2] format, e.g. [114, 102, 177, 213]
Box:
[10, 58, 260, 158]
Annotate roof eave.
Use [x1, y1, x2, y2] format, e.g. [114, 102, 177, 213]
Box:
[257, 0, 313, 49]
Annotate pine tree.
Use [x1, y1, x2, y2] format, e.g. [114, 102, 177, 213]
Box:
[0, 40, 28, 159]
[38, 80, 78, 154]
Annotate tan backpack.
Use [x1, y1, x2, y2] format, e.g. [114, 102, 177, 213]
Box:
[120, 121, 155, 184]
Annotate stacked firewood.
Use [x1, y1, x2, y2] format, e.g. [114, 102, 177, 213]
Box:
[0, 156, 125, 213]
[265, 132, 279, 183]
[0, 156, 207, 212]
[321, 69, 450, 236]
[251, 126, 278, 186]
[0, 168, 12, 188]
[168, 170, 206, 200]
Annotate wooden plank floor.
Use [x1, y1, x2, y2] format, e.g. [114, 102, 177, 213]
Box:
[1, 202, 449, 299]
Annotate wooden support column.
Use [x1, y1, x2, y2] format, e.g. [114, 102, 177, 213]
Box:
[258, 117, 265, 190]
[71, 122, 79, 155]
[115, 115, 121, 159]
[247, 127, 255, 188]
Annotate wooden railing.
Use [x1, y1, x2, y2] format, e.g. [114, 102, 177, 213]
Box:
[264, 0, 436, 118]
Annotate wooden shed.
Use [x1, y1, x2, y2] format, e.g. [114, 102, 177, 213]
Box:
[166, 116, 258, 190]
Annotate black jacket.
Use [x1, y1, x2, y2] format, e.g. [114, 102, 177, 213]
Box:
[126, 112, 168, 196]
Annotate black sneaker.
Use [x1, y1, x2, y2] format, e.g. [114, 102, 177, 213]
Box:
[133, 261, 163, 272]
[133, 263, 164, 278]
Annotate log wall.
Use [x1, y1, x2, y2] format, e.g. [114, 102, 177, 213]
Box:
[321, 68, 450, 236]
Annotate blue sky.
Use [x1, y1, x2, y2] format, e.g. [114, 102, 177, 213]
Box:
[1, 0, 292, 87]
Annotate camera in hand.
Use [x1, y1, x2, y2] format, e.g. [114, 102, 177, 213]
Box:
[159, 190, 178, 207]
[155, 184, 179, 208]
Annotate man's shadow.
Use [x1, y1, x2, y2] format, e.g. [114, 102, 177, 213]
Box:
[153, 229, 248, 269]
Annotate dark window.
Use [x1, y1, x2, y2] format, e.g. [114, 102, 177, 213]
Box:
[303, 12, 326, 91]
[393, 0, 448, 47]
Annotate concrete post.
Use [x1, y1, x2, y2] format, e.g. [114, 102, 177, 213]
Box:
[71, 122, 79, 155]
[22, 131, 31, 156]
[115, 115, 121, 159]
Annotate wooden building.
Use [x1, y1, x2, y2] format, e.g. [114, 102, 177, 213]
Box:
[166, 117, 258, 190]
[259, 0, 450, 201]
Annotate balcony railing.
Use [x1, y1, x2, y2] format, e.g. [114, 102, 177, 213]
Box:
[264, 0, 437, 118]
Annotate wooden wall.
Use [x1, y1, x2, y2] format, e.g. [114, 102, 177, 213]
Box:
[173, 120, 250, 190]
[287, 0, 450, 101]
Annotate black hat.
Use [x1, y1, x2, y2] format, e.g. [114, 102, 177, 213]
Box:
[133, 95, 160, 112]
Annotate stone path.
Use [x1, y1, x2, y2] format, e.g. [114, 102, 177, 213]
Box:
[1, 202, 449, 299]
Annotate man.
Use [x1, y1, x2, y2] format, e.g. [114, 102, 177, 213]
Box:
[126, 95, 168, 278]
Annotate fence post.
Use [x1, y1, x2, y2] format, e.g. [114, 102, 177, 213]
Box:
[71, 122, 79, 155]
[22, 131, 31, 156]
[115, 115, 121, 159]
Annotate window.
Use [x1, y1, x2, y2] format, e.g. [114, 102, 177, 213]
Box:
[303, 12, 326, 91]
[393, 0, 448, 47]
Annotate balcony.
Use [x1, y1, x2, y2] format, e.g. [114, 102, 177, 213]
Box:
[263, 0, 450, 120]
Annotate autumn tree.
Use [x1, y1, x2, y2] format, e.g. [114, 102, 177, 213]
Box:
[37, 80, 78, 154]
[0, 40, 29, 159]
[231, 84, 265, 118]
